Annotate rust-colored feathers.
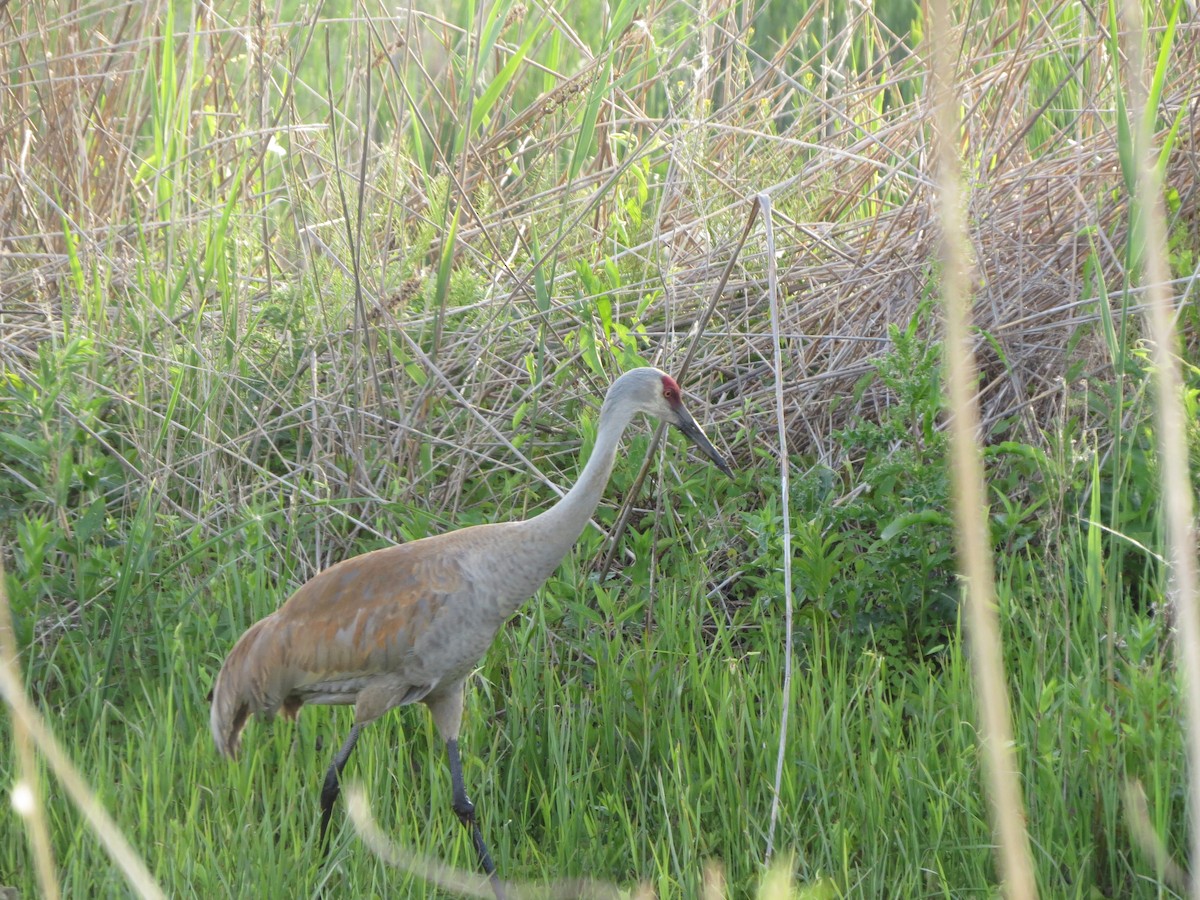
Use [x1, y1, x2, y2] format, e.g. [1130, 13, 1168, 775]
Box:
[210, 535, 492, 758]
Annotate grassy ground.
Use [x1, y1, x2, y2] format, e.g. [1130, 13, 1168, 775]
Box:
[3, 514, 1186, 897]
[3, 0, 1199, 897]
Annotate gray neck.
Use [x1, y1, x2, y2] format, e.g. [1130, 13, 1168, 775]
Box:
[521, 396, 637, 570]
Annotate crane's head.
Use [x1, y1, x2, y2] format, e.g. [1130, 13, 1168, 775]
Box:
[609, 367, 732, 476]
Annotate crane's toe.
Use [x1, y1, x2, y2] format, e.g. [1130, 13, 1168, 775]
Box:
[451, 792, 477, 826]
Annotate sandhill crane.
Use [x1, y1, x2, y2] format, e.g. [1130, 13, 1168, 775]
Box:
[210, 367, 729, 896]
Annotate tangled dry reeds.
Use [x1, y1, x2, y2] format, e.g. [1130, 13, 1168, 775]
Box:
[2, 2, 1199, 524]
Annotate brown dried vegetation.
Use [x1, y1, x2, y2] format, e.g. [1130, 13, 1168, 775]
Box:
[2, 1, 1198, 544]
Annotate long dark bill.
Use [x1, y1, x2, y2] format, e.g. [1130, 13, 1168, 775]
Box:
[674, 407, 732, 476]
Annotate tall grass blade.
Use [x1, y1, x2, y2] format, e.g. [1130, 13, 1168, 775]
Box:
[929, 1, 1038, 895]
[470, 18, 548, 135]
[1119, 1, 1200, 894]
[569, 56, 612, 182]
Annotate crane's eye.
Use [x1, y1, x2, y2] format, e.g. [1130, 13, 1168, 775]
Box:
[664, 388, 677, 402]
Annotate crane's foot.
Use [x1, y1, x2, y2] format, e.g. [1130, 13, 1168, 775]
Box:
[452, 801, 506, 900]
[447, 739, 506, 900]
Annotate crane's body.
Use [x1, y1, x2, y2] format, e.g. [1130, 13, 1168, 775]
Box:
[210, 367, 729, 897]
[212, 523, 556, 749]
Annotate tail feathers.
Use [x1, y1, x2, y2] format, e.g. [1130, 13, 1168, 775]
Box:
[211, 617, 274, 758]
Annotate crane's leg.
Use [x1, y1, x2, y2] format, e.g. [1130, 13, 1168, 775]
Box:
[318, 723, 361, 853]
[446, 738, 506, 900]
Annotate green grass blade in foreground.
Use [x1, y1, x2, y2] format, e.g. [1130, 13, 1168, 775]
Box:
[469, 17, 549, 136]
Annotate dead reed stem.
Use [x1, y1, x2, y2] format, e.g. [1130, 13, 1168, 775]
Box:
[929, 2, 1038, 896]
[0, 553, 59, 898]
[1120, 1, 1200, 894]
[0, 554, 164, 900]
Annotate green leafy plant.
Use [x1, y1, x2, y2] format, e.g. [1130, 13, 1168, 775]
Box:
[804, 312, 957, 667]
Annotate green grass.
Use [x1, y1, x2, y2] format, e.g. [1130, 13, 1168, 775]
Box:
[3, 0, 1199, 897]
[2, 410, 1191, 896]
[4, 530, 1185, 896]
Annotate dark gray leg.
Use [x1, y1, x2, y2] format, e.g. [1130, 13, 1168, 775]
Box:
[447, 739, 506, 899]
[319, 724, 361, 852]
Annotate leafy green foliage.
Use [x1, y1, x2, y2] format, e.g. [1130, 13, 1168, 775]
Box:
[755, 311, 960, 673]
[0, 339, 134, 656]
[828, 314, 955, 656]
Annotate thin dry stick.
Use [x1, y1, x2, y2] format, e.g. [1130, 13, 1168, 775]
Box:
[0, 553, 59, 899]
[1123, 778, 1191, 893]
[344, 783, 502, 898]
[597, 198, 760, 580]
[0, 557, 164, 900]
[758, 192, 794, 865]
[345, 784, 623, 900]
[1120, 2, 1200, 895]
[928, 3, 1038, 897]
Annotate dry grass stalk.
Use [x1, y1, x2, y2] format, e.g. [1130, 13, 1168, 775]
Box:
[930, 2, 1037, 897]
[1, 4, 1197, 622]
[1119, 0, 1200, 894]
[1123, 778, 1191, 893]
[0, 554, 60, 898]
[345, 783, 624, 899]
[0, 554, 165, 899]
